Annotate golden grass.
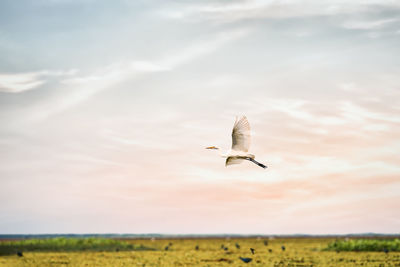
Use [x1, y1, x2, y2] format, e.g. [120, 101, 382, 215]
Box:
[1, 238, 399, 266]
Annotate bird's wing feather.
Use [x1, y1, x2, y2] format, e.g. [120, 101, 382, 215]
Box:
[225, 156, 244, 166]
[231, 115, 251, 152]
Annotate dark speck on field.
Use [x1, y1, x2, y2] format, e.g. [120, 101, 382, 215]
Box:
[281, 245, 286, 251]
[224, 247, 228, 251]
[17, 251, 23, 257]
[168, 242, 173, 246]
[217, 258, 232, 263]
[250, 248, 255, 254]
[384, 248, 389, 253]
[164, 246, 169, 251]
[235, 243, 240, 249]
[268, 249, 273, 253]
[202, 258, 233, 264]
[195, 245, 199, 250]
[264, 240, 268, 246]
[239, 257, 252, 263]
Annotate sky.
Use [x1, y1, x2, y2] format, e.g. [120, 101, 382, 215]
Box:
[0, 0, 400, 235]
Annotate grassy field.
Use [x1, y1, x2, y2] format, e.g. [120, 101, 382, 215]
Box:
[1, 237, 400, 266]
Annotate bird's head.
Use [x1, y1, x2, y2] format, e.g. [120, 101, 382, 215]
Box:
[205, 146, 219, 150]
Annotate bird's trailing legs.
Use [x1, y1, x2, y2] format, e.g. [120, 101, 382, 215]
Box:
[247, 158, 267, 169]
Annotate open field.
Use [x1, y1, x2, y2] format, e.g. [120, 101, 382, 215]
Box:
[1, 238, 400, 267]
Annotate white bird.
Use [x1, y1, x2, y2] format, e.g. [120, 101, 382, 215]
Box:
[206, 116, 267, 168]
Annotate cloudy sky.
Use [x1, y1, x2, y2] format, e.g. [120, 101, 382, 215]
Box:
[1, 0, 400, 235]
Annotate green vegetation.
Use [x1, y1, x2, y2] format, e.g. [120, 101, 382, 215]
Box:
[325, 238, 400, 252]
[0, 238, 155, 256]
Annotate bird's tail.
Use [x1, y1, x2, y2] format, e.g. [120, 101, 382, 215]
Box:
[248, 158, 267, 169]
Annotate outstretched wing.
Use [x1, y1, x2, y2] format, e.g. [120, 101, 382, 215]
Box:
[231, 115, 251, 152]
[225, 156, 244, 167]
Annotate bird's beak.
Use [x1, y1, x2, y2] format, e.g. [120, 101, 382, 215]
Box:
[205, 146, 219, 150]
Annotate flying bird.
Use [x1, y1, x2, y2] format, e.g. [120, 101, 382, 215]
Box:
[206, 115, 267, 168]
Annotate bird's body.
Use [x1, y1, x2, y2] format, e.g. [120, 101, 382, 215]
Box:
[206, 115, 267, 169]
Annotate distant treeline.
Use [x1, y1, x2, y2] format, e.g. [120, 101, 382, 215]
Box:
[0, 234, 165, 240]
[0, 238, 156, 256]
[1, 233, 400, 240]
[325, 239, 400, 252]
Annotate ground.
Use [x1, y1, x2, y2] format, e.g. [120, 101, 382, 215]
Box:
[1, 238, 399, 266]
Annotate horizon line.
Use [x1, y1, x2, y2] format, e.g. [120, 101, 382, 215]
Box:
[1, 232, 400, 238]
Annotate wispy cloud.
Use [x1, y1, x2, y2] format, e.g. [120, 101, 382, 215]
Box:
[160, 0, 400, 23]
[342, 18, 399, 30]
[0, 72, 45, 93]
[0, 69, 77, 93]
[25, 28, 249, 122]
[61, 61, 167, 85]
